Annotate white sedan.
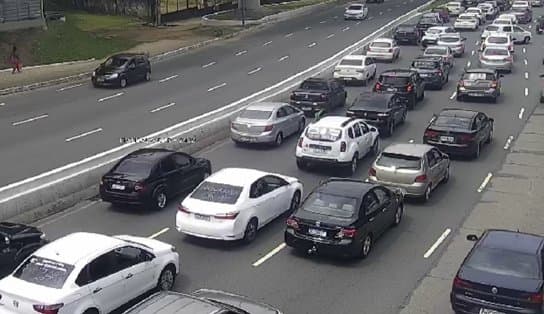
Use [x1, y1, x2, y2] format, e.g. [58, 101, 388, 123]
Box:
[421, 26, 456, 47]
[333, 54, 377, 85]
[498, 13, 518, 23]
[465, 7, 485, 24]
[512, 0, 530, 10]
[481, 33, 514, 53]
[176, 168, 303, 243]
[454, 14, 480, 31]
[366, 38, 400, 62]
[0, 232, 179, 314]
[446, 1, 465, 16]
[344, 3, 368, 20]
[437, 33, 467, 56]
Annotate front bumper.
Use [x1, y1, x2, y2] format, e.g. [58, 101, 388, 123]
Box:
[285, 229, 360, 257]
[451, 292, 542, 314]
[176, 212, 243, 241]
[367, 176, 426, 197]
[231, 130, 275, 144]
[92, 75, 120, 86]
[290, 100, 327, 114]
[366, 51, 395, 61]
[479, 59, 513, 71]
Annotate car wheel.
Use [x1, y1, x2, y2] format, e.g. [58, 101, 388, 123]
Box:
[370, 138, 380, 156]
[422, 184, 432, 202]
[274, 133, 283, 147]
[523, 36, 530, 44]
[296, 159, 307, 170]
[145, 71, 151, 81]
[119, 78, 127, 88]
[486, 127, 493, 144]
[359, 234, 373, 259]
[386, 121, 395, 137]
[157, 265, 176, 291]
[371, 68, 376, 79]
[401, 110, 407, 124]
[243, 218, 258, 243]
[419, 90, 425, 100]
[392, 204, 403, 227]
[290, 191, 301, 212]
[83, 309, 99, 314]
[153, 189, 168, 210]
[348, 153, 359, 175]
[442, 166, 450, 183]
[297, 119, 305, 133]
[473, 142, 481, 159]
[540, 95, 544, 103]
[456, 93, 463, 101]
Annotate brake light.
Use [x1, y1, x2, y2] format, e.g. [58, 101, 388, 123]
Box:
[336, 227, 357, 238]
[298, 137, 304, 148]
[33, 304, 64, 314]
[415, 174, 427, 183]
[134, 182, 145, 192]
[263, 125, 273, 132]
[424, 129, 439, 138]
[320, 94, 329, 100]
[178, 205, 190, 213]
[453, 276, 473, 289]
[437, 70, 443, 76]
[458, 134, 475, 142]
[406, 84, 414, 92]
[375, 82, 382, 91]
[458, 80, 465, 87]
[231, 122, 238, 130]
[368, 167, 376, 177]
[214, 212, 239, 219]
[490, 81, 498, 88]
[340, 141, 347, 152]
[286, 216, 300, 230]
[528, 292, 544, 304]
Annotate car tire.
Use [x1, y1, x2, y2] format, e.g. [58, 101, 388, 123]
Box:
[486, 127, 493, 144]
[473, 142, 481, 159]
[347, 153, 359, 176]
[243, 218, 258, 244]
[119, 78, 127, 88]
[290, 191, 301, 212]
[371, 138, 380, 156]
[274, 132, 283, 147]
[297, 119, 305, 134]
[152, 188, 168, 210]
[392, 204, 403, 227]
[422, 184, 432, 202]
[442, 166, 450, 183]
[157, 264, 176, 291]
[359, 234, 373, 259]
[401, 110, 407, 124]
[523, 36, 530, 44]
[386, 121, 395, 137]
[145, 71, 151, 81]
[540, 95, 544, 103]
[83, 309, 99, 314]
[296, 159, 308, 170]
[418, 90, 424, 101]
[408, 94, 416, 109]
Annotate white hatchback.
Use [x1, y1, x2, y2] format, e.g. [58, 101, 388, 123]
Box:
[366, 38, 400, 62]
[446, 1, 465, 15]
[333, 55, 377, 84]
[454, 14, 480, 31]
[176, 168, 303, 243]
[0, 232, 179, 314]
[344, 3, 368, 20]
[481, 33, 514, 53]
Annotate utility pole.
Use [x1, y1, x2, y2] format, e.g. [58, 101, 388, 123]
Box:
[241, 0, 246, 27]
[155, 0, 161, 26]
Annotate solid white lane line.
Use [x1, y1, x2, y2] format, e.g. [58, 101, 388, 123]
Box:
[150, 102, 176, 113]
[423, 228, 451, 259]
[248, 67, 262, 75]
[65, 128, 103, 142]
[466, 61, 471, 67]
[471, 50, 475, 56]
[409, 139, 414, 143]
[450, 92, 457, 99]
[0, 102, 5, 106]
[475, 40, 480, 45]
[519, 107, 525, 119]
[477, 173, 493, 193]
[12, 114, 49, 126]
[524, 59, 528, 66]
[308, 42, 317, 47]
[278, 55, 289, 61]
[525, 87, 529, 96]
[504, 135, 514, 150]
[356, 21, 361, 25]
[148, 227, 170, 239]
[327, 33, 336, 39]
[285, 32, 294, 38]
[305, 26, 312, 30]
[202, 61, 216, 68]
[57, 83, 83, 92]
[263, 40, 273, 46]
[207, 82, 227, 92]
[319, 20, 326, 23]
[525, 72, 529, 79]
[98, 92, 124, 102]
[529, 25, 532, 29]
[235, 50, 248, 56]
[252, 243, 287, 267]
[522, 47, 526, 54]
[159, 75, 179, 83]
[342, 26, 350, 32]
[379, 11, 384, 15]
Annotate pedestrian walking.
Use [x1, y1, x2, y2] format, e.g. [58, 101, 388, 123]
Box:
[10, 45, 22, 74]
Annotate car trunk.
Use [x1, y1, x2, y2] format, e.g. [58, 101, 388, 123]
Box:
[369, 45, 392, 54]
[291, 90, 326, 102]
[182, 197, 240, 222]
[461, 79, 495, 91]
[374, 165, 422, 185]
[232, 118, 271, 135]
[376, 77, 410, 93]
[294, 210, 356, 241]
[349, 106, 390, 123]
[0, 276, 67, 313]
[481, 53, 510, 62]
[103, 173, 145, 193]
[425, 126, 476, 145]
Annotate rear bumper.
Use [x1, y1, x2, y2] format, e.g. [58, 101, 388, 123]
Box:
[479, 59, 512, 71]
[296, 156, 351, 167]
[344, 14, 365, 19]
[333, 72, 366, 81]
[421, 75, 443, 87]
[395, 36, 419, 44]
[231, 130, 275, 143]
[99, 188, 149, 206]
[176, 213, 243, 241]
[284, 229, 360, 257]
[368, 176, 427, 197]
[366, 52, 395, 60]
[421, 39, 437, 46]
[451, 292, 542, 314]
[424, 139, 477, 156]
[290, 100, 328, 113]
[457, 87, 498, 98]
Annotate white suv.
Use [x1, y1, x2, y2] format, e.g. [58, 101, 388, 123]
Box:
[295, 116, 380, 175]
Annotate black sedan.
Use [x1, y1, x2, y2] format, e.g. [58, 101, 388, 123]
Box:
[92, 53, 151, 88]
[0, 222, 47, 277]
[451, 229, 544, 314]
[346, 91, 407, 136]
[100, 148, 211, 210]
[285, 178, 404, 259]
[423, 108, 493, 158]
[410, 56, 449, 90]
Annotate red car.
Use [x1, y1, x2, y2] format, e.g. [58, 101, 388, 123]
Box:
[431, 7, 450, 23]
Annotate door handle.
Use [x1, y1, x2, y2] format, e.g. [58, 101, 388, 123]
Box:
[382, 208, 389, 212]
[93, 287, 102, 294]
[369, 217, 375, 222]
[125, 273, 133, 279]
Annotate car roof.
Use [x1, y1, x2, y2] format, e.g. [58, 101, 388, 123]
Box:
[414, 55, 442, 62]
[465, 68, 496, 74]
[34, 232, 124, 265]
[206, 168, 269, 186]
[124, 292, 221, 314]
[480, 230, 544, 255]
[342, 54, 366, 60]
[439, 33, 461, 38]
[372, 37, 394, 43]
[246, 102, 288, 111]
[126, 148, 174, 162]
[439, 108, 479, 118]
[382, 143, 434, 157]
[380, 69, 415, 77]
[111, 53, 145, 59]
[317, 178, 373, 199]
[348, 2, 365, 6]
[310, 115, 354, 128]
[428, 26, 450, 30]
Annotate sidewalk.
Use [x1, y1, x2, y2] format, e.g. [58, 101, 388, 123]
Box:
[399, 104, 544, 314]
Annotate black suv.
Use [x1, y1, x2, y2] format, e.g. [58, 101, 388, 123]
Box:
[416, 15, 443, 32]
[284, 178, 404, 259]
[0, 222, 47, 277]
[100, 148, 211, 210]
[373, 69, 425, 109]
[536, 16, 544, 34]
[92, 53, 151, 88]
[456, 68, 502, 103]
[290, 78, 347, 115]
[393, 24, 421, 45]
[346, 91, 407, 136]
[410, 56, 449, 89]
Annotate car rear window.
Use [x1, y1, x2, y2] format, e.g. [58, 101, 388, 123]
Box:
[191, 182, 243, 204]
[397, 26, 415, 32]
[113, 157, 153, 177]
[432, 115, 472, 129]
[484, 48, 508, 55]
[377, 153, 422, 169]
[379, 75, 410, 85]
[512, 6, 527, 11]
[239, 109, 272, 119]
[464, 247, 540, 279]
[488, 36, 508, 44]
[425, 47, 447, 55]
[419, 17, 436, 24]
[300, 80, 328, 90]
[462, 72, 495, 80]
[339, 59, 363, 66]
[371, 41, 391, 48]
[457, 15, 473, 20]
[486, 25, 499, 31]
[412, 61, 438, 69]
[305, 126, 342, 142]
[302, 192, 358, 218]
[13, 256, 74, 289]
[348, 5, 363, 10]
[426, 28, 442, 34]
[439, 37, 459, 42]
[494, 19, 510, 24]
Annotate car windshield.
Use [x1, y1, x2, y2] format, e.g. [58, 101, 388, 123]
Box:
[239, 109, 272, 119]
[300, 80, 328, 90]
[339, 59, 363, 66]
[488, 36, 508, 43]
[494, 19, 510, 24]
[371, 41, 391, 48]
[305, 126, 342, 142]
[302, 192, 358, 218]
[464, 247, 540, 279]
[485, 48, 508, 55]
[190, 181, 243, 204]
[13, 256, 74, 289]
[425, 48, 446, 55]
[462, 72, 495, 80]
[380, 75, 410, 85]
[356, 97, 388, 108]
[412, 60, 438, 69]
[104, 56, 129, 67]
[440, 37, 459, 42]
[432, 115, 472, 129]
[113, 157, 153, 177]
[376, 153, 422, 169]
[348, 5, 363, 10]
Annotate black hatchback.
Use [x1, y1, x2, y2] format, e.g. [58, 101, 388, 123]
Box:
[410, 56, 449, 89]
[373, 69, 425, 109]
[100, 148, 211, 210]
[92, 53, 151, 88]
[284, 178, 404, 259]
[0, 222, 46, 277]
[393, 24, 422, 45]
[451, 229, 544, 314]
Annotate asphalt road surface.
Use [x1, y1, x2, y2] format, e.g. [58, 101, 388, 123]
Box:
[29, 11, 544, 314]
[0, 0, 431, 187]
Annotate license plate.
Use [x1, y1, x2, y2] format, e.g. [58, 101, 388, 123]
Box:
[302, 107, 312, 111]
[479, 309, 505, 314]
[387, 87, 397, 92]
[420, 73, 429, 77]
[111, 184, 125, 190]
[97, 78, 104, 82]
[312, 148, 327, 154]
[440, 136, 454, 142]
[194, 214, 210, 221]
[469, 92, 485, 97]
[240, 137, 256, 142]
[308, 228, 327, 237]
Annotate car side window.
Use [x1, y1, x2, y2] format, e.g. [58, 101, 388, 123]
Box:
[373, 188, 391, 207]
[75, 265, 91, 286]
[427, 151, 437, 167]
[262, 175, 288, 192]
[128, 59, 136, 68]
[136, 57, 146, 66]
[513, 26, 523, 32]
[160, 156, 177, 173]
[276, 107, 288, 118]
[114, 246, 146, 269]
[431, 149, 443, 161]
[348, 127, 354, 139]
[353, 123, 362, 138]
[363, 192, 380, 216]
[359, 122, 369, 134]
[87, 251, 121, 283]
[173, 153, 191, 168]
[504, 26, 512, 32]
[250, 179, 268, 198]
[283, 106, 295, 115]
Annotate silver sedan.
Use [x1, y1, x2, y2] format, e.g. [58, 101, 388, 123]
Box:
[479, 47, 513, 72]
[231, 102, 306, 146]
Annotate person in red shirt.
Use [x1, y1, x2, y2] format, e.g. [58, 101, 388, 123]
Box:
[10, 45, 22, 74]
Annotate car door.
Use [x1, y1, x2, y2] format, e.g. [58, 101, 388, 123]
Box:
[478, 113, 492, 142]
[275, 107, 290, 136]
[330, 80, 342, 108]
[248, 179, 274, 226]
[286, 105, 301, 135]
[373, 187, 397, 225]
[512, 25, 525, 42]
[425, 150, 440, 188]
[127, 59, 137, 83]
[135, 57, 146, 80]
[159, 156, 181, 196]
[113, 246, 157, 297]
[262, 175, 292, 218]
[365, 57, 376, 78]
[358, 121, 373, 155]
[431, 148, 448, 182]
[472, 114, 485, 145]
[351, 122, 365, 157]
[174, 153, 203, 190]
[362, 190, 387, 236]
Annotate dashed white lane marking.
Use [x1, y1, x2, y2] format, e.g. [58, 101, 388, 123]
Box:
[409, 139, 414, 143]
[65, 128, 103, 142]
[529, 25, 532, 29]
[150, 102, 176, 113]
[207, 82, 227, 92]
[248, 67, 262, 75]
[305, 26, 312, 30]
[319, 20, 327, 23]
[285, 32, 294, 38]
[333, 16, 338, 19]
[148, 227, 170, 239]
[342, 26, 350, 32]
[263, 41, 273, 46]
[202, 61, 216, 68]
[356, 21, 361, 25]
[379, 11, 384, 15]
[525, 72, 529, 79]
[98, 92, 124, 102]
[252, 243, 287, 267]
[504, 135, 514, 150]
[475, 40, 479, 45]
[450, 92, 457, 100]
[57, 83, 83, 92]
[37, 200, 99, 228]
[524, 59, 528, 66]
[477, 173, 493, 193]
[522, 47, 526, 54]
[327, 33, 336, 39]
[235, 50, 248, 56]
[0, 102, 6, 106]
[278, 55, 289, 61]
[387, 7, 392, 11]
[159, 74, 179, 83]
[519, 107, 525, 119]
[525, 87, 529, 96]
[471, 50, 475, 56]
[368, 16, 374, 20]
[466, 61, 471, 67]
[423, 228, 451, 259]
[403, 1, 407, 3]
[308, 42, 317, 47]
[12, 114, 49, 126]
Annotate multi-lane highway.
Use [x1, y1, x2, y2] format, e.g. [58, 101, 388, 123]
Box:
[29, 8, 544, 313]
[0, 0, 430, 187]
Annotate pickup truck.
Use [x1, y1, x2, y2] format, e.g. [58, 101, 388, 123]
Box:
[290, 78, 347, 115]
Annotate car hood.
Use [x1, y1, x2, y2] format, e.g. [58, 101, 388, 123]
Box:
[459, 266, 543, 293]
[95, 65, 123, 75]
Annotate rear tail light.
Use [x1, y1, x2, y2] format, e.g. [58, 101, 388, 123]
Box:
[134, 182, 145, 192]
[231, 122, 238, 130]
[214, 212, 239, 219]
[528, 292, 544, 304]
[406, 84, 414, 92]
[336, 227, 357, 238]
[458, 134, 475, 142]
[340, 141, 347, 152]
[286, 216, 300, 230]
[458, 80, 465, 87]
[424, 130, 439, 138]
[178, 205, 190, 213]
[320, 94, 329, 101]
[33, 304, 64, 314]
[298, 137, 304, 148]
[437, 70, 443, 76]
[415, 174, 427, 183]
[290, 92, 296, 100]
[263, 125, 273, 132]
[374, 82, 383, 91]
[453, 276, 473, 289]
[368, 167, 376, 177]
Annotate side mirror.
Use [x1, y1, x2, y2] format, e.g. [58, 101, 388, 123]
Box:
[489, 118, 494, 123]
[539, 73, 544, 78]
[499, 74, 504, 77]
[466, 234, 479, 241]
[370, 127, 377, 132]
